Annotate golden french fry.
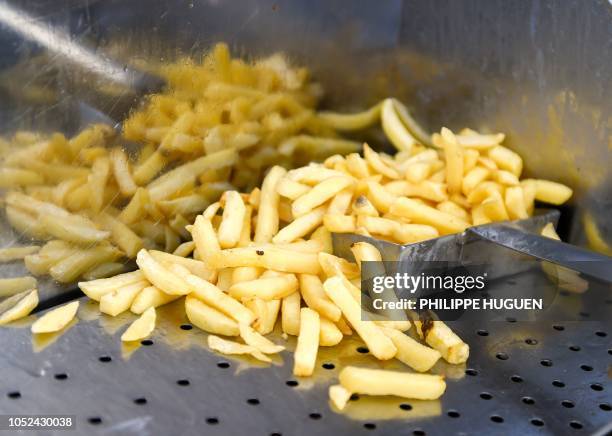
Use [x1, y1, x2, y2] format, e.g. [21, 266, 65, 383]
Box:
[381, 98, 417, 152]
[87, 156, 110, 213]
[218, 191, 246, 248]
[462, 167, 490, 196]
[541, 222, 560, 240]
[99, 280, 150, 316]
[254, 166, 287, 243]
[98, 212, 143, 258]
[419, 320, 469, 364]
[532, 179, 573, 205]
[505, 186, 528, 220]
[39, 214, 110, 245]
[273, 205, 326, 244]
[319, 317, 343, 346]
[50, 245, 120, 283]
[481, 192, 510, 221]
[277, 178, 311, 200]
[239, 322, 284, 354]
[110, 148, 138, 196]
[149, 250, 215, 282]
[207, 335, 271, 363]
[309, 226, 333, 254]
[381, 327, 440, 372]
[0, 276, 37, 298]
[329, 384, 352, 411]
[136, 249, 192, 295]
[82, 262, 126, 281]
[339, 366, 446, 400]
[31, 301, 79, 334]
[172, 241, 195, 257]
[292, 176, 353, 217]
[0, 168, 44, 188]
[79, 270, 145, 301]
[0, 289, 38, 325]
[393, 223, 439, 244]
[323, 277, 396, 360]
[390, 197, 469, 235]
[356, 215, 399, 237]
[318, 253, 360, 280]
[299, 274, 342, 322]
[440, 128, 463, 195]
[293, 307, 320, 376]
[130, 285, 180, 314]
[209, 246, 320, 274]
[363, 144, 400, 179]
[319, 102, 381, 131]
[229, 273, 298, 301]
[488, 145, 522, 176]
[366, 181, 396, 213]
[121, 307, 156, 342]
[185, 296, 239, 336]
[281, 291, 301, 336]
[323, 214, 356, 233]
[0, 246, 40, 263]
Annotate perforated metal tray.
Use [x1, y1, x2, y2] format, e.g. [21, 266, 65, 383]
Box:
[1, 269, 610, 436]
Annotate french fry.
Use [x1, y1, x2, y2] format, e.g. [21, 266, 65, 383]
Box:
[327, 188, 354, 215]
[82, 262, 126, 281]
[504, 186, 528, 220]
[79, 270, 145, 301]
[130, 285, 180, 314]
[185, 296, 239, 336]
[239, 322, 284, 354]
[191, 215, 221, 262]
[0, 289, 38, 325]
[381, 98, 417, 152]
[172, 241, 195, 257]
[272, 205, 326, 244]
[381, 327, 441, 372]
[39, 215, 110, 245]
[493, 170, 520, 186]
[323, 277, 396, 360]
[319, 102, 381, 131]
[309, 226, 333, 254]
[329, 384, 352, 411]
[441, 128, 463, 195]
[229, 273, 298, 301]
[292, 176, 353, 217]
[110, 148, 138, 196]
[363, 144, 400, 179]
[209, 246, 320, 275]
[259, 299, 281, 335]
[50, 245, 120, 283]
[149, 250, 215, 282]
[0, 246, 40, 263]
[118, 188, 150, 224]
[481, 192, 510, 221]
[366, 181, 396, 213]
[99, 280, 150, 316]
[323, 214, 356, 233]
[0, 276, 37, 298]
[281, 291, 301, 336]
[420, 321, 469, 364]
[0, 168, 44, 188]
[533, 179, 573, 205]
[356, 216, 399, 237]
[254, 166, 286, 243]
[319, 317, 343, 346]
[207, 335, 271, 363]
[121, 307, 156, 342]
[87, 157, 110, 213]
[339, 366, 446, 400]
[541, 222, 560, 240]
[218, 191, 246, 248]
[318, 253, 360, 280]
[277, 178, 311, 200]
[31, 301, 79, 334]
[98, 212, 143, 258]
[293, 307, 320, 376]
[393, 223, 439, 244]
[462, 167, 490, 195]
[390, 197, 469, 235]
[135, 249, 192, 295]
[184, 273, 255, 325]
[488, 145, 522, 176]
[299, 274, 342, 322]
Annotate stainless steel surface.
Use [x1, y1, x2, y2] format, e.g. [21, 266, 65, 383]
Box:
[0, 285, 610, 436]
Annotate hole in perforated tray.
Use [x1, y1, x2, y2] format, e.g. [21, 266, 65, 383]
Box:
[505, 317, 516, 323]
[496, 352, 509, 360]
[206, 417, 219, 425]
[285, 380, 298, 387]
[7, 391, 20, 399]
[180, 324, 193, 330]
[99, 356, 112, 363]
[399, 403, 412, 410]
[600, 403, 611, 411]
[569, 345, 581, 351]
[552, 380, 565, 388]
[465, 368, 478, 376]
[480, 392, 492, 400]
[246, 398, 260, 405]
[561, 400, 574, 408]
[540, 359, 553, 367]
[308, 413, 322, 420]
[270, 433, 282, 436]
[350, 394, 360, 401]
[530, 418, 544, 427]
[134, 398, 147, 405]
[579, 311, 590, 317]
[447, 410, 460, 418]
[476, 329, 488, 336]
[490, 415, 504, 423]
[176, 379, 190, 386]
[553, 324, 565, 331]
[356, 346, 369, 354]
[522, 397, 535, 405]
[590, 383, 603, 391]
[580, 364, 593, 372]
[412, 430, 425, 436]
[322, 363, 335, 370]
[595, 330, 607, 337]
[141, 339, 154, 346]
[54, 373, 68, 380]
[88, 417, 102, 425]
[510, 375, 523, 383]
[363, 423, 376, 430]
[525, 338, 538, 345]
[217, 362, 230, 369]
[569, 420, 583, 429]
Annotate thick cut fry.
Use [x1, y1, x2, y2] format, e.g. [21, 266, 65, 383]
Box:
[82, 262, 126, 281]
[218, 191, 246, 248]
[40, 215, 110, 245]
[130, 285, 180, 314]
[229, 273, 298, 301]
[533, 179, 573, 205]
[327, 188, 354, 215]
[277, 178, 310, 200]
[173, 241, 196, 257]
[319, 102, 381, 131]
[32, 301, 79, 334]
[319, 317, 343, 346]
[50, 246, 120, 283]
[191, 215, 221, 262]
[323, 214, 356, 233]
[323, 277, 396, 360]
[363, 144, 400, 179]
[504, 186, 528, 220]
[292, 176, 353, 218]
[207, 335, 271, 363]
[309, 226, 333, 254]
[98, 213, 143, 258]
[381, 98, 417, 152]
[441, 128, 463, 195]
[481, 192, 510, 221]
[0, 245, 40, 263]
[149, 250, 215, 282]
[488, 145, 522, 176]
[462, 167, 490, 195]
[87, 156, 110, 213]
[254, 166, 286, 243]
[357, 215, 399, 237]
[352, 195, 378, 217]
[259, 299, 281, 335]
[121, 307, 156, 341]
[393, 223, 439, 244]
[99, 280, 149, 316]
[390, 197, 469, 235]
[272, 205, 326, 244]
[299, 274, 341, 322]
[381, 327, 441, 372]
[366, 181, 396, 213]
[239, 322, 284, 354]
[185, 296, 239, 336]
[0, 168, 44, 187]
[0, 289, 38, 325]
[0, 276, 37, 298]
[185, 274, 255, 324]
[79, 270, 145, 301]
[118, 188, 150, 224]
[110, 148, 138, 196]
[281, 291, 301, 336]
[293, 307, 320, 376]
[318, 253, 360, 280]
[136, 249, 192, 295]
[329, 384, 352, 411]
[421, 321, 469, 364]
[209, 246, 320, 274]
[339, 366, 446, 400]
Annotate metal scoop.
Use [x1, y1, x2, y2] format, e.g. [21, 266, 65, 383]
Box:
[333, 209, 612, 283]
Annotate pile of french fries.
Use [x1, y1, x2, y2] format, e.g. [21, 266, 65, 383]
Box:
[0, 43, 369, 286]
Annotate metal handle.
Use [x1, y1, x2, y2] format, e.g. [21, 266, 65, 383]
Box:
[468, 224, 612, 283]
